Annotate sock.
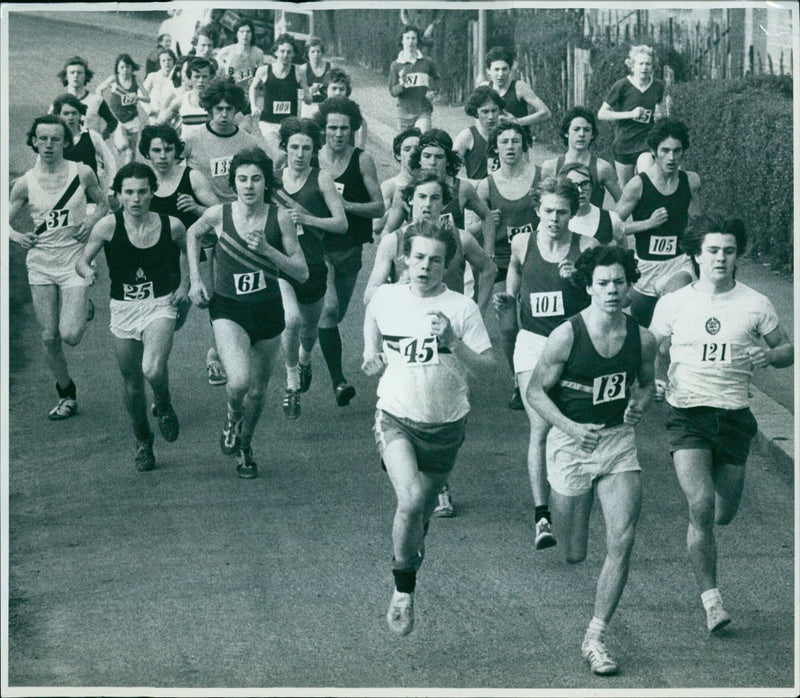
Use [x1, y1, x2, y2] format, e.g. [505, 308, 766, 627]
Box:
[154, 391, 171, 413]
[701, 588, 723, 611]
[298, 345, 313, 366]
[56, 379, 76, 400]
[585, 617, 607, 641]
[534, 505, 551, 523]
[227, 405, 243, 423]
[134, 422, 152, 444]
[285, 364, 300, 391]
[318, 326, 346, 387]
[392, 569, 417, 594]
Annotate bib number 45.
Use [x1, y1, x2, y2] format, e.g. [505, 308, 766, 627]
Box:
[399, 336, 439, 366]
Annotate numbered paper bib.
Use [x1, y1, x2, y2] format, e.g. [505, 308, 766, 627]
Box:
[529, 291, 564, 317]
[272, 101, 291, 115]
[334, 181, 345, 195]
[439, 212, 454, 227]
[45, 208, 71, 231]
[236, 67, 254, 82]
[487, 156, 499, 174]
[398, 336, 439, 366]
[648, 235, 677, 256]
[633, 108, 652, 124]
[233, 270, 267, 295]
[122, 281, 154, 301]
[698, 342, 731, 364]
[593, 372, 627, 404]
[210, 157, 232, 178]
[403, 72, 430, 88]
[507, 222, 533, 243]
[120, 93, 137, 106]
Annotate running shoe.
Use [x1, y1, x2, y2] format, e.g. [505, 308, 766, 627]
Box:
[386, 590, 414, 635]
[206, 359, 227, 386]
[48, 397, 77, 421]
[85, 298, 95, 322]
[433, 485, 455, 518]
[220, 415, 243, 455]
[581, 636, 619, 676]
[134, 433, 156, 472]
[705, 601, 732, 633]
[282, 388, 301, 419]
[508, 386, 524, 410]
[534, 518, 557, 550]
[299, 363, 313, 393]
[151, 402, 179, 442]
[334, 382, 356, 407]
[236, 446, 258, 479]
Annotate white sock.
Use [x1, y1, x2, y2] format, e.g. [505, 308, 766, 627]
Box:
[701, 588, 722, 611]
[299, 346, 312, 366]
[585, 617, 607, 641]
[286, 364, 300, 390]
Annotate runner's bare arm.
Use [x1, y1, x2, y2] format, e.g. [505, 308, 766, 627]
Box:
[461, 232, 497, 314]
[341, 152, 384, 219]
[186, 206, 222, 305]
[598, 158, 623, 202]
[361, 304, 386, 376]
[514, 80, 551, 127]
[615, 176, 666, 234]
[293, 170, 347, 234]
[75, 214, 115, 284]
[78, 165, 110, 242]
[625, 328, 657, 425]
[8, 178, 36, 248]
[169, 217, 190, 305]
[261, 207, 308, 284]
[363, 233, 397, 306]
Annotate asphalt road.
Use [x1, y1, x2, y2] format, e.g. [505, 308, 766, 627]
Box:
[5, 10, 797, 693]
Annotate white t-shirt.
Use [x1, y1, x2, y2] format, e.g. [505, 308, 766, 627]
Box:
[650, 282, 779, 409]
[367, 283, 491, 423]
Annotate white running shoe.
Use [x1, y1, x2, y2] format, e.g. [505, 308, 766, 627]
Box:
[386, 590, 414, 635]
[705, 601, 732, 633]
[433, 485, 455, 518]
[534, 517, 557, 549]
[581, 636, 619, 676]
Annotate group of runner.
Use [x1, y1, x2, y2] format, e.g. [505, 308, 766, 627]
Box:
[9, 24, 794, 677]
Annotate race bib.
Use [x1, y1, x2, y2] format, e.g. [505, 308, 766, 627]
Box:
[122, 281, 153, 301]
[334, 181, 345, 195]
[403, 72, 430, 88]
[487, 156, 499, 174]
[699, 342, 731, 364]
[633, 108, 652, 124]
[439, 212, 454, 227]
[272, 100, 291, 115]
[398, 336, 439, 366]
[236, 67, 254, 82]
[648, 235, 677, 256]
[120, 93, 137, 106]
[234, 270, 267, 295]
[592, 372, 627, 405]
[507, 222, 533, 243]
[45, 208, 71, 231]
[529, 291, 564, 317]
[210, 157, 232, 178]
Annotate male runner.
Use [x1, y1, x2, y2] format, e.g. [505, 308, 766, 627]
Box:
[215, 19, 265, 96]
[159, 57, 214, 139]
[388, 25, 440, 132]
[55, 55, 117, 138]
[615, 117, 701, 327]
[493, 176, 597, 548]
[374, 127, 420, 236]
[314, 97, 384, 405]
[649, 213, 793, 633]
[363, 219, 494, 635]
[453, 85, 504, 184]
[8, 115, 108, 419]
[559, 162, 626, 246]
[528, 244, 656, 675]
[76, 162, 187, 471]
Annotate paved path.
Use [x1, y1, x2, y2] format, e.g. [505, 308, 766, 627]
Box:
[4, 9, 797, 694]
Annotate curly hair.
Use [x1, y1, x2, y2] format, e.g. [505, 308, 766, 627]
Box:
[316, 96, 363, 133]
[647, 117, 690, 152]
[560, 106, 598, 147]
[392, 127, 421, 161]
[409, 129, 461, 178]
[464, 86, 505, 118]
[271, 33, 297, 55]
[138, 123, 185, 160]
[324, 68, 352, 96]
[278, 117, 321, 152]
[199, 79, 247, 113]
[573, 245, 641, 287]
[228, 147, 274, 200]
[489, 119, 532, 152]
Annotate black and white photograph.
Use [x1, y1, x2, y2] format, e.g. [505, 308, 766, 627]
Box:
[1, 1, 797, 695]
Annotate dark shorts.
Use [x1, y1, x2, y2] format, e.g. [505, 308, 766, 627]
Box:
[665, 404, 758, 466]
[281, 263, 328, 305]
[613, 148, 647, 166]
[494, 265, 509, 285]
[209, 293, 285, 344]
[324, 245, 363, 281]
[374, 409, 466, 474]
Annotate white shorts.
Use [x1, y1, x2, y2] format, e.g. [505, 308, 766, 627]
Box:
[513, 329, 548, 374]
[547, 423, 640, 497]
[633, 254, 694, 297]
[26, 244, 88, 288]
[110, 295, 178, 341]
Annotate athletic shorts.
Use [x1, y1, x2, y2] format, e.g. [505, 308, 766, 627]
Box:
[633, 254, 694, 297]
[26, 244, 88, 288]
[513, 328, 548, 375]
[209, 293, 285, 344]
[547, 423, 641, 496]
[324, 245, 363, 281]
[281, 262, 328, 305]
[374, 409, 466, 475]
[110, 294, 178, 341]
[665, 404, 758, 467]
[612, 148, 647, 166]
[398, 111, 432, 131]
[494, 266, 509, 286]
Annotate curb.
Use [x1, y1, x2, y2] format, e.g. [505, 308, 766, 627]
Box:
[22, 9, 798, 478]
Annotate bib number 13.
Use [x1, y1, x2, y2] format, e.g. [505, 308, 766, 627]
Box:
[593, 372, 626, 404]
[399, 336, 439, 366]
